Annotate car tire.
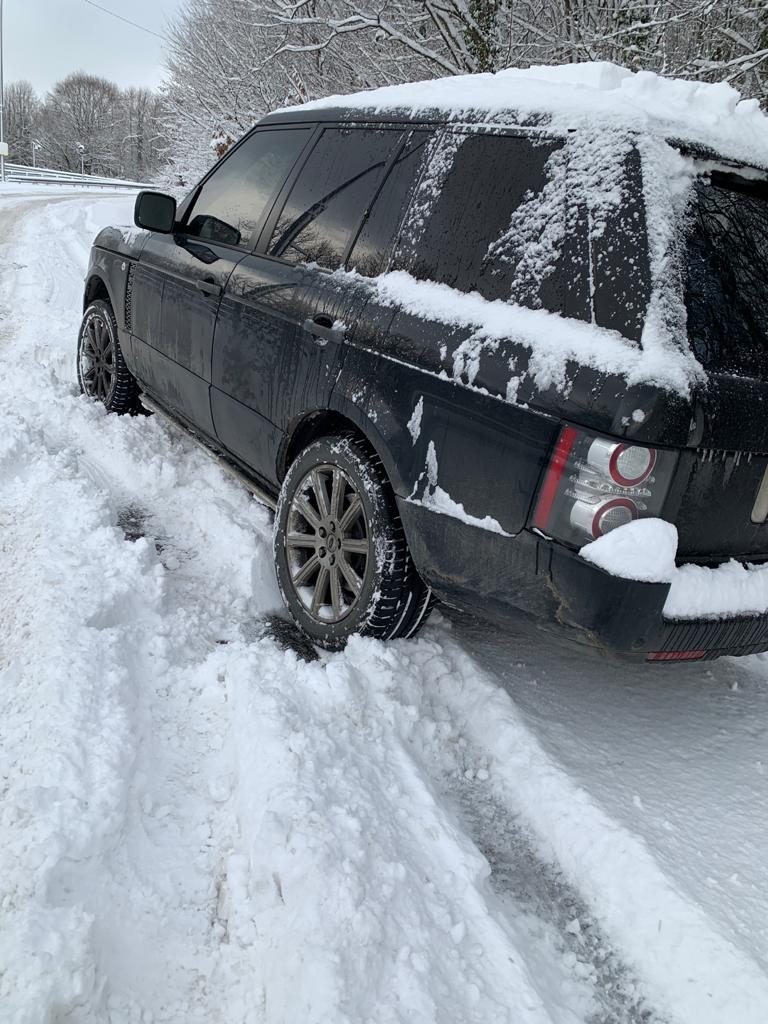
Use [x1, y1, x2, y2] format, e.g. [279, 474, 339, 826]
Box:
[77, 299, 140, 414]
[273, 434, 434, 651]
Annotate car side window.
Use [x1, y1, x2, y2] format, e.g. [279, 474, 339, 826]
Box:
[268, 127, 404, 269]
[392, 131, 589, 320]
[590, 147, 651, 341]
[184, 128, 311, 249]
[346, 130, 433, 278]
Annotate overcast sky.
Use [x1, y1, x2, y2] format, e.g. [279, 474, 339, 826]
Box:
[3, 0, 183, 95]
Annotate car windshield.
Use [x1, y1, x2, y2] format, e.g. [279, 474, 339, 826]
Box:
[684, 173, 768, 378]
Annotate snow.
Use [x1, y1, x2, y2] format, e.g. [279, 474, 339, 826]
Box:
[288, 61, 768, 170]
[3, 189, 768, 1024]
[665, 559, 768, 620]
[455, 620, 768, 1024]
[407, 395, 424, 443]
[408, 439, 511, 535]
[374, 269, 700, 396]
[435, 639, 768, 1024]
[579, 518, 768, 620]
[580, 519, 678, 583]
[415, 484, 511, 536]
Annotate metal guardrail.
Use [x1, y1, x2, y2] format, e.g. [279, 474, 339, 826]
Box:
[4, 162, 149, 190]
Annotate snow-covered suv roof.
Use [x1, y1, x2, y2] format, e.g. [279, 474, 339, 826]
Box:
[277, 61, 768, 171]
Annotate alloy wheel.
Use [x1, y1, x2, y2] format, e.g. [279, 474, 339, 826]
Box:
[79, 312, 115, 402]
[285, 464, 370, 623]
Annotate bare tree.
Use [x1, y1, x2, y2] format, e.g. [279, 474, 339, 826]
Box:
[38, 72, 121, 174]
[266, 0, 768, 92]
[118, 88, 166, 180]
[3, 73, 166, 180]
[161, 0, 385, 182]
[3, 81, 40, 164]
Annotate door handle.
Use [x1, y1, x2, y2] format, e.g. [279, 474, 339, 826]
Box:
[196, 276, 222, 297]
[302, 315, 346, 346]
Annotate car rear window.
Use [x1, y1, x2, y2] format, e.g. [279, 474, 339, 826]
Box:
[684, 175, 768, 378]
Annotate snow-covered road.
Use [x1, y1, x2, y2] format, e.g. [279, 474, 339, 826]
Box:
[1, 189, 767, 1024]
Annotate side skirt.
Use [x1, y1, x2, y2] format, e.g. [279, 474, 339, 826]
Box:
[139, 392, 278, 512]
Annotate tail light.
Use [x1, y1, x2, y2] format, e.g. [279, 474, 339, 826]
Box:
[532, 425, 677, 547]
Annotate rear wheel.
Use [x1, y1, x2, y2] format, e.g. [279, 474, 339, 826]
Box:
[273, 434, 434, 650]
[77, 299, 140, 414]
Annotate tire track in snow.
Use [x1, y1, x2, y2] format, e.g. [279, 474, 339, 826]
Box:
[451, 779, 661, 1024]
[429, 634, 768, 1024]
[67, 403, 665, 1020]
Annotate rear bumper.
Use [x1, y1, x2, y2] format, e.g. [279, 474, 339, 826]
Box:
[653, 615, 768, 661]
[398, 498, 768, 661]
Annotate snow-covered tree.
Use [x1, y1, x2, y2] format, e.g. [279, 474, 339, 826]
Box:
[162, 0, 768, 179]
[37, 72, 122, 174]
[117, 88, 167, 181]
[3, 74, 166, 180]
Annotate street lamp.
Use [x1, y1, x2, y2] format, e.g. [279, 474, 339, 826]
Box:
[76, 142, 85, 176]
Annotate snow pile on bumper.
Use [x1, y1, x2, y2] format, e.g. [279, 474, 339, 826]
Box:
[581, 517, 768, 619]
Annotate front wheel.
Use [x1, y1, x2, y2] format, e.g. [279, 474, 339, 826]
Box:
[273, 434, 434, 651]
[77, 299, 140, 414]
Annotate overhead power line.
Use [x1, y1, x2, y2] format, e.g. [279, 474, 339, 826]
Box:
[81, 0, 166, 41]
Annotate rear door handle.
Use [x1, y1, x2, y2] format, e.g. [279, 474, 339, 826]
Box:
[196, 276, 222, 297]
[302, 315, 346, 346]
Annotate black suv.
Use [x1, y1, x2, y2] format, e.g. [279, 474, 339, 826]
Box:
[77, 92, 768, 660]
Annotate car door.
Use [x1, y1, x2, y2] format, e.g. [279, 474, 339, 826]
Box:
[129, 125, 314, 436]
[211, 125, 407, 485]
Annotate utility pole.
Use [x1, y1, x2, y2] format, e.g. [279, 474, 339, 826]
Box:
[0, 0, 6, 183]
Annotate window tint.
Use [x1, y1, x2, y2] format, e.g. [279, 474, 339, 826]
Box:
[347, 130, 432, 277]
[397, 131, 565, 303]
[185, 128, 311, 249]
[685, 177, 768, 377]
[269, 127, 403, 269]
[590, 148, 651, 341]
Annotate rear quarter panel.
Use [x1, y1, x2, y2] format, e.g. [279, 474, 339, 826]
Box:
[333, 301, 558, 537]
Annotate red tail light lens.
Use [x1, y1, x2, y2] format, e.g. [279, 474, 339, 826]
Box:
[533, 425, 677, 546]
[530, 426, 578, 533]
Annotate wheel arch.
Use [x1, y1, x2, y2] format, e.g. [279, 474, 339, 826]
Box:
[83, 273, 112, 312]
[279, 405, 406, 499]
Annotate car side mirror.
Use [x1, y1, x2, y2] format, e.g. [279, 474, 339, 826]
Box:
[134, 190, 177, 233]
